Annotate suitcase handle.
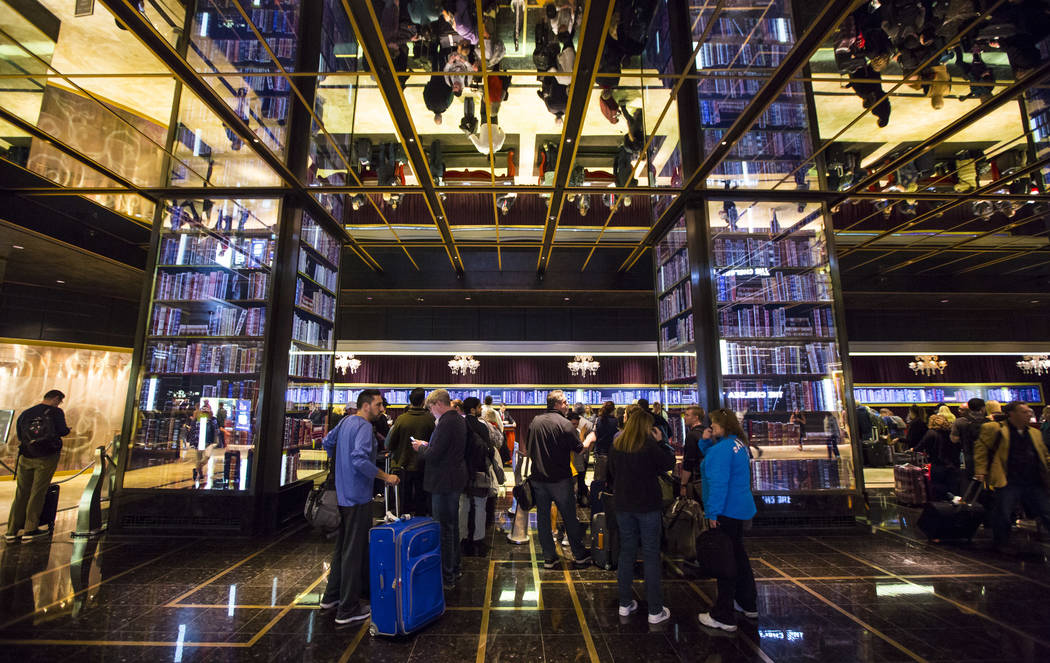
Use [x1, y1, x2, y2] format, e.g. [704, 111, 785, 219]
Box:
[383, 453, 401, 521]
[961, 478, 984, 504]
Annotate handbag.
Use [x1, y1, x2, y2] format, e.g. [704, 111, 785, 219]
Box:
[694, 526, 736, 579]
[657, 472, 676, 508]
[512, 478, 534, 511]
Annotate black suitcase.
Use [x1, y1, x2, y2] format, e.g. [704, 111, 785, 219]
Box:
[590, 511, 619, 570]
[917, 481, 986, 542]
[40, 484, 59, 530]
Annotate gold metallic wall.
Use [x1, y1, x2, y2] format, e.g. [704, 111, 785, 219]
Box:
[0, 341, 131, 475]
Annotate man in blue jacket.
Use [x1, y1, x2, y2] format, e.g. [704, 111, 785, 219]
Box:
[319, 388, 399, 627]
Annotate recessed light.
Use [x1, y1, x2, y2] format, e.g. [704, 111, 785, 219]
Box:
[563, 297, 570, 301]
[721, 141, 727, 145]
[465, 296, 471, 301]
[1031, 300, 1040, 304]
[566, 138, 572, 143]
[408, 138, 414, 142]
[252, 138, 259, 143]
[940, 299, 949, 303]
[417, 297, 424, 302]
[56, 280, 65, 284]
[12, 245, 24, 250]
[366, 296, 373, 301]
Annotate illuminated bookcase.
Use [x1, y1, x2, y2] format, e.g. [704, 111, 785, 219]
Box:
[282, 212, 340, 485]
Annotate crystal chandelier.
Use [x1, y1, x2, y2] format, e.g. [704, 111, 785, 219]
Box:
[568, 354, 600, 378]
[908, 355, 947, 376]
[448, 354, 479, 376]
[334, 353, 361, 375]
[1017, 355, 1050, 376]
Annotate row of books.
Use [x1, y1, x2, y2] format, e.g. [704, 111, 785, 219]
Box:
[699, 100, 807, 129]
[713, 158, 802, 177]
[750, 459, 845, 491]
[662, 354, 697, 381]
[243, 67, 292, 94]
[287, 385, 330, 406]
[659, 282, 692, 322]
[200, 37, 295, 68]
[294, 281, 336, 321]
[146, 341, 263, 374]
[159, 234, 274, 269]
[298, 249, 339, 291]
[719, 306, 835, 338]
[200, 379, 259, 402]
[723, 379, 831, 412]
[150, 304, 265, 337]
[705, 16, 794, 43]
[657, 251, 689, 292]
[280, 450, 303, 486]
[292, 314, 333, 349]
[704, 129, 806, 160]
[155, 271, 269, 302]
[721, 342, 838, 375]
[283, 417, 324, 451]
[696, 39, 793, 70]
[289, 353, 332, 380]
[716, 272, 832, 303]
[337, 388, 672, 407]
[743, 420, 831, 445]
[654, 226, 688, 264]
[302, 216, 341, 266]
[714, 236, 823, 268]
[662, 313, 694, 349]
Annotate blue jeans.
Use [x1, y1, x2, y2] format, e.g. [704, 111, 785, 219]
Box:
[991, 483, 1050, 545]
[431, 492, 461, 583]
[533, 477, 587, 561]
[615, 510, 663, 615]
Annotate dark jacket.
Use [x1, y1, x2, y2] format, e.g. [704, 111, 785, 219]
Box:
[682, 425, 706, 475]
[526, 410, 582, 483]
[608, 436, 675, 513]
[419, 410, 468, 493]
[386, 407, 436, 472]
[593, 414, 618, 456]
[905, 418, 928, 450]
[16, 404, 70, 458]
[917, 428, 958, 469]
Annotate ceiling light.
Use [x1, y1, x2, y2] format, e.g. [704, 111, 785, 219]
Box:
[12, 245, 24, 250]
[465, 296, 471, 300]
[909, 355, 946, 376]
[940, 299, 949, 303]
[252, 138, 259, 143]
[334, 353, 361, 374]
[448, 354, 479, 376]
[56, 280, 65, 284]
[366, 296, 373, 301]
[563, 297, 570, 301]
[568, 354, 599, 378]
[1017, 355, 1050, 376]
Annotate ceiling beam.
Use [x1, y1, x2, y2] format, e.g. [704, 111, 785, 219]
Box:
[340, 0, 463, 274]
[617, 0, 861, 272]
[536, 0, 615, 277]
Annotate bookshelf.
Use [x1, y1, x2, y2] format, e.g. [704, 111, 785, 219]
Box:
[131, 202, 277, 490]
[332, 386, 699, 408]
[282, 212, 340, 485]
[684, 0, 858, 509]
[655, 217, 697, 385]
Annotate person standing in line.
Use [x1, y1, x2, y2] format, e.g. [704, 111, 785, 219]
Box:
[412, 389, 468, 589]
[5, 390, 70, 543]
[951, 398, 985, 480]
[607, 407, 675, 625]
[572, 403, 594, 506]
[975, 401, 1050, 552]
[905, 405, 929, 453]
[590, 401, 619, 499]
[319, 389, 399, 627]
[823, 413, 841, 459]
[386, 387, 435, 517]
[460, 397, 501, 556]
[481, 396, 504, 434]
[527, 390, 593, 569]
[790, 410, 806, 451]
[679, 406, 708, 502]
[915, 414, 960, 500]
[697, 408, 758, 633]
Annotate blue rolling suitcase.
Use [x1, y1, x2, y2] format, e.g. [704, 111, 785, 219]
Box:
[368, 483, 444, 636]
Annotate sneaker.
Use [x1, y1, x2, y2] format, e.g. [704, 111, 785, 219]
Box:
[572, 550, 592, 568]
[734, 601, 758, 619]
[648, 607, 671, 625]
[334, 603, 370, 628]
[543, 557, 560, 569]
[21, 528, 50, 542]
[3, 534, 18, 543]
[618, 600, 638, 617]
[560, 535, 570, 546]
[698, 612, 737, 632]
[318, 599, 338, 613]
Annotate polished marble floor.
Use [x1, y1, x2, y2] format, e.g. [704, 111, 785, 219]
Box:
[0, 502, 1048, 663]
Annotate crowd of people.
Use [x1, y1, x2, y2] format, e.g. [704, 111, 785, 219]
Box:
[319, 388, 759, 632]
[833, 0, 1050, 125]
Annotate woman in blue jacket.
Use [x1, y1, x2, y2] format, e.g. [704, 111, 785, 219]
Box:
[698, 408, 758, 633]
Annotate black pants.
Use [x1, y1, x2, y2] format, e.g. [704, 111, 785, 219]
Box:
[321, 503, 371, 617]
[400, 469, 428, 516]
[710, 516, 757, 625]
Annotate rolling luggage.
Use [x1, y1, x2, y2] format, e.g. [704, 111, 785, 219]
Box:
[40, 484, 59, 530]
[591, 511, 619, 570]
[917, 481, 986, 542]
[894, 459, 929, 506]
[863, 440, 893, 467]
[368, 479, 444, 636]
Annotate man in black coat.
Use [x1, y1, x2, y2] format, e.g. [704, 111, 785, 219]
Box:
[413, 389, 468, 588]
[387, 387, 436, 516]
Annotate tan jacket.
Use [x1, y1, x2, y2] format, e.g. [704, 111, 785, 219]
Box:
[974, 422, 1050, 489]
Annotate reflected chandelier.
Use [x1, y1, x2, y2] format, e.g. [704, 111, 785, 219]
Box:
[909, 355, 947, 376]
[568, 355, 600, 378]
[335, 353, 361, 374]
[1017, 355, 1050, 376]
[449, 354, 479, 376]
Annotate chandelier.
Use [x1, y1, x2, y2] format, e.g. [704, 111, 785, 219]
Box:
[334, 353, 361, 374]
[909, 355, 947, 376]
[1017, 355, 1050, 376]
[568, 354, 600, 378]
[448, 354, 479, 376]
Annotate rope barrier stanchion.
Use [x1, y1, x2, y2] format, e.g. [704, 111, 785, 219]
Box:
[73, 445, 108, 538]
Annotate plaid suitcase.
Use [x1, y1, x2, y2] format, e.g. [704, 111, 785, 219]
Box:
[894, 463, 928, 506]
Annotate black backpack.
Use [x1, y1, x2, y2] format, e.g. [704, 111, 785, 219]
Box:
[464, 425, 490, 475]
[21, 407, 57, 458]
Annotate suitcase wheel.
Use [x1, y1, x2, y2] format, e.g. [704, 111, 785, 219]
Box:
[369, 623, 378, 637]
